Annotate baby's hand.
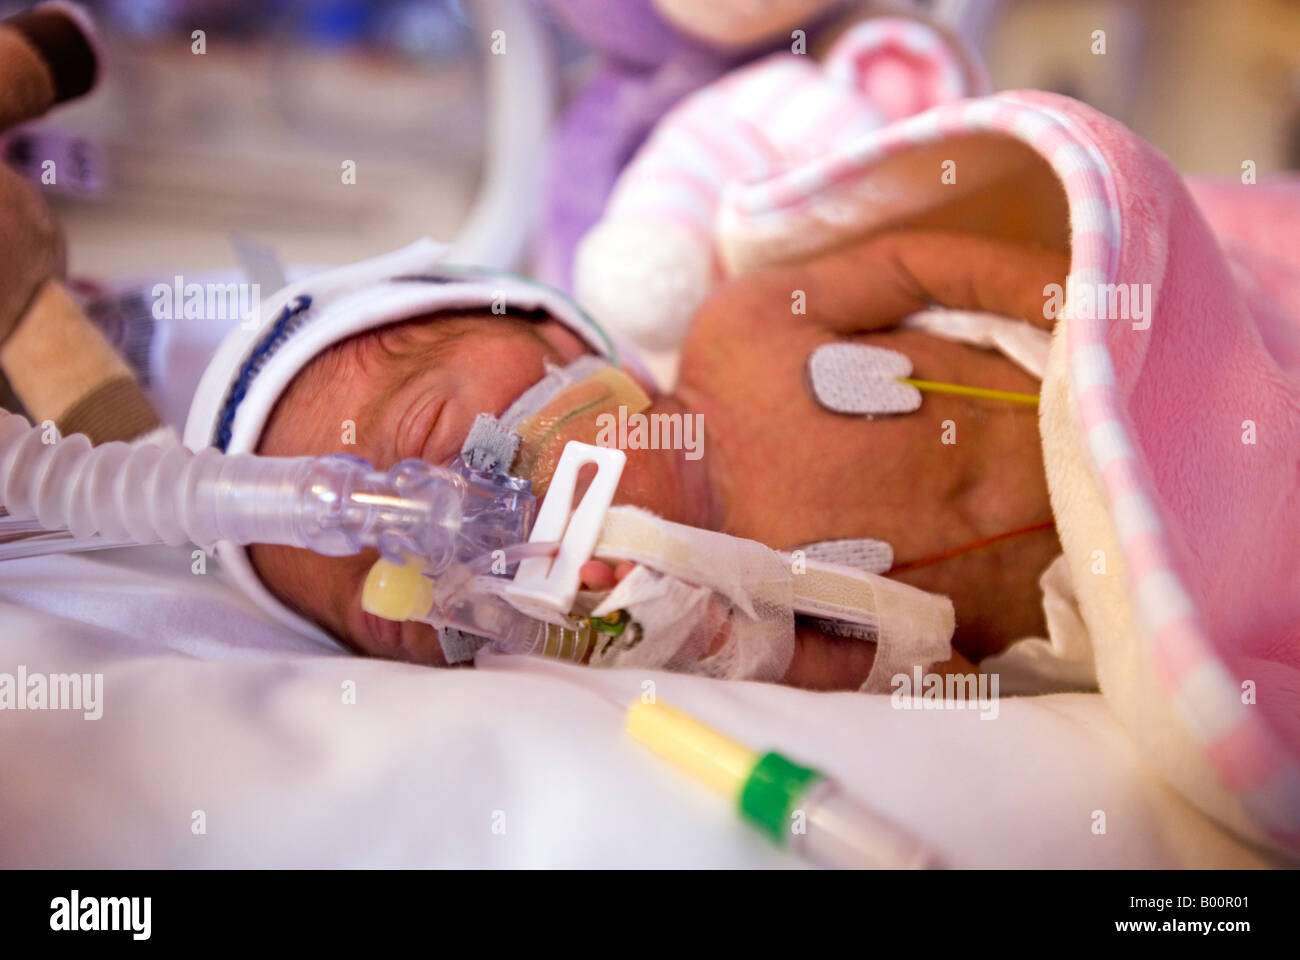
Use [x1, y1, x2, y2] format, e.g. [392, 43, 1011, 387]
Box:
[578, 559, 637, 591]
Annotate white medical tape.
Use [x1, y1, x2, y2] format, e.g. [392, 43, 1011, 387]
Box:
[590, 507, 954, 687]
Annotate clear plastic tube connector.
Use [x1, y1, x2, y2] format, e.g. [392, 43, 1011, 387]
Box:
[275, 454, 535, 572]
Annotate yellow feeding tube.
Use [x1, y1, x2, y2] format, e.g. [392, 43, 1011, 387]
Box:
[897, 377, 1039, 406]
[626, 699, 759, 797]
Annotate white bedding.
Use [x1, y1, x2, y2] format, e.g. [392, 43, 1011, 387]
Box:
[0, 545, 1278, 868]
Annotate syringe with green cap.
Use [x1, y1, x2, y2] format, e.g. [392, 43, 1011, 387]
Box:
[626, 699, 941, 869]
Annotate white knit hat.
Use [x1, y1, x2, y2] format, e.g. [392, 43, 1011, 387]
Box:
[183, 239, 645, 647]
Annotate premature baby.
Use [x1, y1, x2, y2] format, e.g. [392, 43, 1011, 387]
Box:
[250, 229, 1067, 690]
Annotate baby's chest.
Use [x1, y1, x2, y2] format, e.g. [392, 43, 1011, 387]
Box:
[682, 332, 975, 547]
[681, 326, 1049, 553]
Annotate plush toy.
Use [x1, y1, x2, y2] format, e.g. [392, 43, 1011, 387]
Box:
[0, 2, 160, 444]
[538, 0, 856, 292]
[572, 14, 987, 350]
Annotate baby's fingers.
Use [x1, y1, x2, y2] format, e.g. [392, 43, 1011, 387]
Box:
[579, 559, 638, 591]
[780, 229, 1069, 335]
[579, 560, 616, 590]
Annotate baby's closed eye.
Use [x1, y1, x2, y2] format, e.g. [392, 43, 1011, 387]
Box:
[392, 388, 450, 464]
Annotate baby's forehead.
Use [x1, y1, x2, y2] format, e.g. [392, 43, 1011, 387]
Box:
[325, 310, 481, 369]
[262, 309, 509, 455]
[289, 309, 493, 396]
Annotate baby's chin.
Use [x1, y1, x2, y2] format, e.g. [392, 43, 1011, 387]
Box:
[353, 606, 449, 666]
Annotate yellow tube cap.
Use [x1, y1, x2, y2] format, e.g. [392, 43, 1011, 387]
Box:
[361, 557, 434, 622]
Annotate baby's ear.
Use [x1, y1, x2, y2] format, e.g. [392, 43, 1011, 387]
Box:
[822, 17, 985, 123]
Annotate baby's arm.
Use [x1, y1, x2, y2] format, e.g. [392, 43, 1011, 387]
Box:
[786, 621, 979, 691]
[579, 560, 975, 692]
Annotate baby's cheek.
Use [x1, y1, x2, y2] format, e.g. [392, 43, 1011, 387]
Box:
[350, 608, 447, 666]
[428, 373, 537, 465]
[422, 396, 476, 466]
[249, 543, 347, 636]
[438, 334, 563, 457]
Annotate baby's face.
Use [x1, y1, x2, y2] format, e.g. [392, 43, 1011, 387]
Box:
[251, 311, 591, 663]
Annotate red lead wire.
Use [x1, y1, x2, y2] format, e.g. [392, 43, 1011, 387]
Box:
[887, 520, 1057, 575]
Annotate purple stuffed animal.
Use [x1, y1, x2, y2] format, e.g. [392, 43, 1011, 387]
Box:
[537, 0, 849, 289]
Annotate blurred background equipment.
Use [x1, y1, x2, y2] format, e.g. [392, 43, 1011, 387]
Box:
[2, 0, 1296, 281]
[2, 0, 556, 276]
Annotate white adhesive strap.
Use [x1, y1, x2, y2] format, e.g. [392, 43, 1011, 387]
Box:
[791, 558, 955, 692]
[501, 451, 952, 688]
[808, 343, 921, 416]
[592, 506, 796, 682]
[593, 507, 952, 659]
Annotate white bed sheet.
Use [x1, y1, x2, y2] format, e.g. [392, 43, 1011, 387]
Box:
[0, 545, 1279, 868]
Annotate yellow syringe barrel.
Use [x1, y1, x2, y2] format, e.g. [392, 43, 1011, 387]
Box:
[625, 699, 759, 798]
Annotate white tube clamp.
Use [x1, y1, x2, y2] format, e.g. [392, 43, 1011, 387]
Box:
[505, 441, 626, 614]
